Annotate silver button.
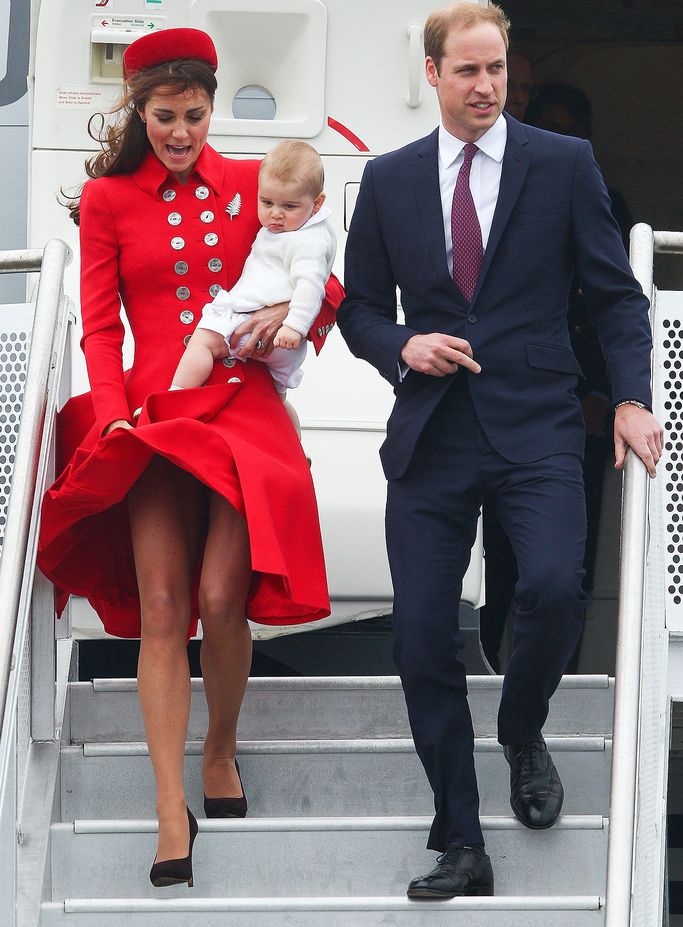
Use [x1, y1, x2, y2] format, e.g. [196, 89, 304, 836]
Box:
[171, 237, 185, 250]
[222, 357, 236, 368]
[195, 186, 209, 200]
[317, 327, 323, 337]
[180, 310, 194, 324]
[162, 189, 176, 202]
[174, 261, 189, 275]
[227, 376, 240, 383]
[204, 232, 219, 247]
[208, 258, 223, 273]
[209, 284, 222, 298]
[176, 286, 190, 300]
[183, 334, 192, 346]
[200, 210, 215, 223]
[168, 212, 182, 226]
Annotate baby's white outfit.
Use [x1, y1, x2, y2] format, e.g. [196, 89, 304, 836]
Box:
[198, 206, 337, 391]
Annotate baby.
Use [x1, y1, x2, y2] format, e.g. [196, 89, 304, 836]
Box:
[172, 140, 336, 403]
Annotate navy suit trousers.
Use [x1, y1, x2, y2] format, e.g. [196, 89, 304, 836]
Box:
[386, 372, 589, 850]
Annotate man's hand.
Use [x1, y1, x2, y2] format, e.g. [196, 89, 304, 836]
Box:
[274, 324, 302, 350]
[231, 302, 289, 358]
[614, 404, 664, 478]
[401, 333, 481, 377]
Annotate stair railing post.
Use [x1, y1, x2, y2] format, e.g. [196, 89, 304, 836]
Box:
[604, 223, 653, 927]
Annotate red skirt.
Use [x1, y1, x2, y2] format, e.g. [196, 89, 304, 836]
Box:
[38, 362, 330, 638]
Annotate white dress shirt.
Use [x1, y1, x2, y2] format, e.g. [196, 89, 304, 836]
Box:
[438, 114, 507, 274]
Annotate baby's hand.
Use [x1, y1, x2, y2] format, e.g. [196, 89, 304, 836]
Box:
[273, 325, 302, 350]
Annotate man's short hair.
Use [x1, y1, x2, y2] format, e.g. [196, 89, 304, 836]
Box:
[424, 2, 510, 73]
[259, 140, 324, 199]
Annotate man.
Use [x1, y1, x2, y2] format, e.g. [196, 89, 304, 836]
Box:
[504, 49, 534, 121]
[338, 1, 662, 899]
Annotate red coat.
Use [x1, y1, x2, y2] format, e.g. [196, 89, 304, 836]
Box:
[38, 145, 344, 638]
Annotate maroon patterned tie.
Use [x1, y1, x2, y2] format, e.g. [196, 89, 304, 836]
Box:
[451, 143, 483, 301]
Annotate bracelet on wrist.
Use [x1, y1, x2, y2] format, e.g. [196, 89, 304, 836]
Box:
[614, 399, 648, 411]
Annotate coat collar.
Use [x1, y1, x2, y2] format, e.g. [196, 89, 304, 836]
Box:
[132, 143, 226, 199]
[472, 113, 530, 301]
[412, 128, 469, 307]
[412, 115, 531, 306]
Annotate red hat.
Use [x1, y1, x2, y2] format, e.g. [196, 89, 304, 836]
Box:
[123, 28, 218, 80]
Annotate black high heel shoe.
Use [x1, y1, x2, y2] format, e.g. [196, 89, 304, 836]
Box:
[204, 759, 248, 818]
[149, 806, 198, 888]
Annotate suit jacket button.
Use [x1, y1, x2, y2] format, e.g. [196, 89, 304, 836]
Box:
[467, 313, 477, 323]
[180, 310, 194, 324]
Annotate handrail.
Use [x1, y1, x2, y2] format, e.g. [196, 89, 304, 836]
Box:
[604, 452, 649, 926]
[0, 239, 72, 729]
[0, 249, 45, 274]
[604, 223, 683, 926]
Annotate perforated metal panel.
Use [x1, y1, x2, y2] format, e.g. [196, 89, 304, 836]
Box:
[0, 306, 33, 554]
[654, 291, 683, 627]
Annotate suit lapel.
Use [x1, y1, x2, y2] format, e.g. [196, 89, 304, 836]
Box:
[472, 115, 530, 302]
[412, 130, 468, 307]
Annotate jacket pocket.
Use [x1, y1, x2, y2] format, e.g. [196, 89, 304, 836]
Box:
[526, 342, 583, 376]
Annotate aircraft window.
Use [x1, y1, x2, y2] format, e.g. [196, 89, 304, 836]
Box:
[232, 85, 277, 121]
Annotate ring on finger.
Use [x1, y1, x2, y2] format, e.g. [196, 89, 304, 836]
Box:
[255, 339, 264, 350]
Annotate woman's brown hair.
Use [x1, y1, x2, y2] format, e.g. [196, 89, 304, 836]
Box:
[63, 58, 217, 224]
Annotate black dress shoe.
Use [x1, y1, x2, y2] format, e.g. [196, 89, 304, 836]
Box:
[203, 759, 248, 818]
[503, 735, 564, 829]
[149, 806, 198, 888]
[407, 845, 494, 899]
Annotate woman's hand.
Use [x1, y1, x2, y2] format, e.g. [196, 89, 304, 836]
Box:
[231, 302, 289, 359]
[103, 419, 134, 436]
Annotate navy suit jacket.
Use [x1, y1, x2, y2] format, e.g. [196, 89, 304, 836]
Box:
[338, 114, 652, 481]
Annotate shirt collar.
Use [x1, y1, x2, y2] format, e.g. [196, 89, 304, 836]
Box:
[133, 143, 226, 199]
[438, 113, 507, 169]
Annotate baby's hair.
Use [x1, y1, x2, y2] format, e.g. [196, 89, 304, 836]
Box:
[259, 140, 324, 199]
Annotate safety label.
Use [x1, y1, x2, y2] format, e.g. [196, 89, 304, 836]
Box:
[57, 87, 104, 109]
[91, 15, 163, 31]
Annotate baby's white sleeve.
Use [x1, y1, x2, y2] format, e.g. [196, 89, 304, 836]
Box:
[283, 229, 337, 336]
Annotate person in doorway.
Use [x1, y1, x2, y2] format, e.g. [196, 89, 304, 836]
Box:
[503, 49, 534, 121]
[38, 28, 343, 889]
[338, 1, 662, 898]
[173, 140, 336, 403]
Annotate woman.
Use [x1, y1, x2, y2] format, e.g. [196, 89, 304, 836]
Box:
[38, 28, 343, 888]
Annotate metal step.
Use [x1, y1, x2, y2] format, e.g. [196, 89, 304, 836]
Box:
[40, 895, 604, 925]
[49, 816, 608, 900]
[67, 675, 614, 743]
[59, 736, 611, 819]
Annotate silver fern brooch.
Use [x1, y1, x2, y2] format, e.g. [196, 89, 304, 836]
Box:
[225, 193, 242, 220]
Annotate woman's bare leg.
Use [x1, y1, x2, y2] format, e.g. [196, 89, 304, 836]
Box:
[128, 456, 205, 862]
[198, 492, 253, 798]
